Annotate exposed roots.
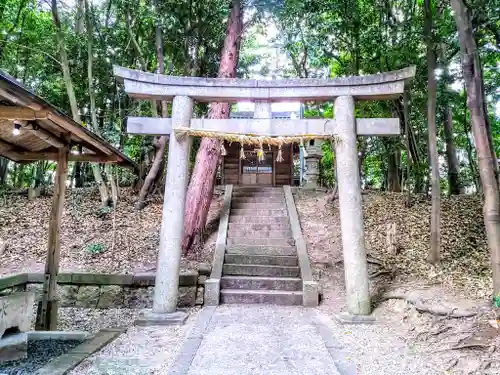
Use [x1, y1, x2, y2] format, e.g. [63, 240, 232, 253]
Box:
[382, 292, 477, 318]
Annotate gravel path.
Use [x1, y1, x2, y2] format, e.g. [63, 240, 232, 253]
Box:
[68, 308, 200, 375]
[187, 305, 339, 375]
[29, 306, 142, 334]
[0, 339, 82, 374]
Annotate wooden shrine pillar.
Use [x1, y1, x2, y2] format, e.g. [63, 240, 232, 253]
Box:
[137, 95, 194, 325]
[35, 145, 69, 330]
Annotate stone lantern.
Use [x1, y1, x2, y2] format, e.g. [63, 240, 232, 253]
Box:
[303, 139, 323, 188]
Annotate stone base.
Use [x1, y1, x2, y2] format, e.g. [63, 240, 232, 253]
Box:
[204, 279, 220, 306]
[27, 330, 89, 341]
[334, 312, 376, 325]
[0, 332, 27, 363]
[302, 281, 319, 307]
[134, 310, 188, 326]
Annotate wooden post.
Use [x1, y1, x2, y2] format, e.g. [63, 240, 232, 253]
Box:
[35, 145, 69, 330]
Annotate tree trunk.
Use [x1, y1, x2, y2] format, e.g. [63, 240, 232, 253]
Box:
[75, 0, 85, 34]
[439, 43, 463, 195]
[425, 0, 440, 264]
[51, 0, 79, 121]
[358, 137, 367, 183]
[384, 137, 401, 192]
[74, 161, 84, 187]
[0, 158, 8, 185]
[136, 1, 168, 210]
[182, 0, 243, 253]
[461, 84, 480, 192]
[451, 0, 500, 295]
[443, 106, 463, 194]
[84, 0, 110, 206]
[387, 148, 401, 192]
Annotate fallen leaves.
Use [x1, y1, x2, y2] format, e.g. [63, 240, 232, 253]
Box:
[0, 187, 223, 275]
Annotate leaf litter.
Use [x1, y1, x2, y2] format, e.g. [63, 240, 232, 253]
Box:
[0, 187, 223, 275]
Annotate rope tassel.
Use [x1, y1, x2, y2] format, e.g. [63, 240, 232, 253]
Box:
[257, 139, 265, 161]
[220, 140, 227, 156]
[240, 144, 246, 160]
[276, 145, 284, 162]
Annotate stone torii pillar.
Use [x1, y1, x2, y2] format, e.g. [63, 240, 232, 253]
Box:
[335, 96, 370, 317]
[136, 96, 193, 325]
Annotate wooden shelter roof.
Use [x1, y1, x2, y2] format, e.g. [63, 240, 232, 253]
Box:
[0, 71, 136, 169]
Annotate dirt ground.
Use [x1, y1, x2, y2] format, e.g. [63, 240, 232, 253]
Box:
[0, 187, 223, 275]
[295, 190, 500, 375]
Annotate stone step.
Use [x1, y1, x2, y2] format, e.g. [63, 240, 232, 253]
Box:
[231, 202, 285, 210]
[220, 289, 303, 305]
[228, 223, 291, 231]
[227, 238, 294, 246]
[232, 190, 284, 196]
[221, 276, 302, 291]
[227, 230, 293, 239]
[224, 254, 298, 266]
[233, 186, 283, 191]
[225, 245, 296, 256]
[232, 197, 285, 203]
[228, 216, 290, 224]
[230, 209, 288, 217]
[223, 264, 300, 277]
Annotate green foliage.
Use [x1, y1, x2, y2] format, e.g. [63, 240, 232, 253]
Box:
[85, 243, 106, 254]
[0, 0, 230, 190]
[97, 205, 112, 217]
[271, 0, 499, 193]
[495, 293, 500, 308]
[0, 0, 498, 198]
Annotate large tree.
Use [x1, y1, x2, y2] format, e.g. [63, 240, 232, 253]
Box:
[450, 0, 500, 295]
[424, 0, 441, 264]
[182, 0, 244, 252]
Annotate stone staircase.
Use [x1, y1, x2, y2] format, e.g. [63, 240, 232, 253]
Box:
[220, 186, 304, 305]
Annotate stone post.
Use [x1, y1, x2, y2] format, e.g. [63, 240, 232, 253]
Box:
[334, 95, 371, 316]
[254, 101, 272, 118]
[137, 96, 193, 326]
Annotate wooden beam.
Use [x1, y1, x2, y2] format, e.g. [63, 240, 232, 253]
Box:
[22, 122, 66, 148]
[9, 150, 122, 163]
[126, 117, 400, 137]
[0, 106, 48, 120]
[0, 82, 44, 110]
[0, 138, 20, 152]
[35, 145, 69, 331]
[47, 113, 113, 155]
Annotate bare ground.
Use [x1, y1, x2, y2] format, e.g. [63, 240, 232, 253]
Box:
[0, 187, 223, 276]
[295, 190, 500, 375]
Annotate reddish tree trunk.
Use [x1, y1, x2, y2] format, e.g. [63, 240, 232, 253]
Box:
[182, 0, 243, 253]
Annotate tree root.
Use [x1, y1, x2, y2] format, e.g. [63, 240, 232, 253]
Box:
[382, 292, 477, 318]
[369, 270, 393, 279]
[451, 342, 489, 350]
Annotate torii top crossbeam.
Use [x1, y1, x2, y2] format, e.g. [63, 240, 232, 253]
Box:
[113, 66, 415, 102]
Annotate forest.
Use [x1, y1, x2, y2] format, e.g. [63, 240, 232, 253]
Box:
[0, 0, 499, 294]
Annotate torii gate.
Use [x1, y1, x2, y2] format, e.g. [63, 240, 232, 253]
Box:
[114, 66, 415, 324]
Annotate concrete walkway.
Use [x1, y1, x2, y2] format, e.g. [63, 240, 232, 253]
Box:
[169, 305, 354, 375]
